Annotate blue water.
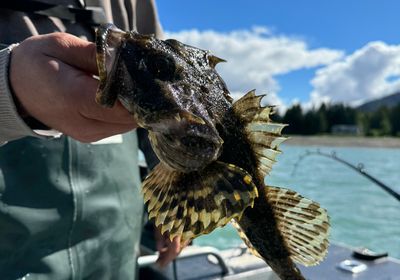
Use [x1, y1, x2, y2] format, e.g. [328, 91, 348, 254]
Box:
[194, 145, 400, 259]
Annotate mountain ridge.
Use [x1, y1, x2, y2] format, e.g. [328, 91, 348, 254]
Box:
[357, 92, 400, 112]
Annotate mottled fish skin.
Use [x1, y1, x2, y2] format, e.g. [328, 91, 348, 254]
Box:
[95, 24, 329, 280]
[96, 24, 229, 172]
[215, 106, 306, 279]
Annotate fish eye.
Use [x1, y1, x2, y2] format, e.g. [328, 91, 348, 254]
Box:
[146, 53, 176, 81]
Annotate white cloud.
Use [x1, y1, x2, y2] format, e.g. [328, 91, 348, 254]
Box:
[311, 41, 400, 106]
[165, 27, 343, 110]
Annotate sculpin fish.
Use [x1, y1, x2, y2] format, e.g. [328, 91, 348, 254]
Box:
[95, 23, 330, 280]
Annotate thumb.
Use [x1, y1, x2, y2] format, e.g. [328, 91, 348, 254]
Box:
[35, 33, 98, 75]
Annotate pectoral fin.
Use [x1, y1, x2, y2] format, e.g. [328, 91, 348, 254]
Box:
[142, 161, 258, 242]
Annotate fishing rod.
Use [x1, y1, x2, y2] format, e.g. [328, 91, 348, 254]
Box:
[292, 150, 400, 202]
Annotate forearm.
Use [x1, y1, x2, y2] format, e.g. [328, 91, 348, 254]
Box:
[0, 45, 38, 145]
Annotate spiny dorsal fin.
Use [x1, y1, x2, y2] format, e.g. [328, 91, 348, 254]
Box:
[232, 90, 264, 122]
[207, 54, 227, 68]
[233, 90, 288, 177]
[142, 161, 258, 243]
[265, 186, 330, 266]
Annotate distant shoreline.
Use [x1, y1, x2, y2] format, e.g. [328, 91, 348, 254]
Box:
[284, 135, 400, 148]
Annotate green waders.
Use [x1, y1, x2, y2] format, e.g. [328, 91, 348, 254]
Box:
[0, 132, 143, 279]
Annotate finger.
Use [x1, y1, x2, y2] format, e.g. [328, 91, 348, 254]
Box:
[181, 239, 190, 249]
[157, 237, 181, 267]
[49, 61, 136, 125]
[79, 96, 137, 125]
[65, 118, 136, 143]
[11, 36, 136, 141]
[30, 36, 134, 125]
[30, 33, 98, 75]
[156, 233, 168, 252]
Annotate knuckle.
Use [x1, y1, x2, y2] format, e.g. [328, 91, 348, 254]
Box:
[45, 32, 60, 44]
[47, 32, 78, 51]
[48, 32, 69, 48]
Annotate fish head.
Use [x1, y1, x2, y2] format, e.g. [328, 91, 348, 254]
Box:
[95, 23, 227, 171]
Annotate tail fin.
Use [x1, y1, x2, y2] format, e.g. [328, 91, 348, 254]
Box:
[265, 186, 330, 266]
[233, 90, 287, 177]
[235, 185, 330, 267]
[142, 161, 258, 242]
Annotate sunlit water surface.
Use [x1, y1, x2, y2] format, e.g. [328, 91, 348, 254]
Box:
[194, 145, 400, 259]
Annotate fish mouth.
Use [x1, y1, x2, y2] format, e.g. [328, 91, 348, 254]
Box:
[146, 111, 223, 172]
[144, 110, 224, 148]
[150, 131, 223, 172]
[95, 23, 129, 107]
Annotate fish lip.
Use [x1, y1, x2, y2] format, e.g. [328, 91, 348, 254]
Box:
[95, 24, 130, 106]
[96, 24, 153, 84]
[146, 114, 224, 148]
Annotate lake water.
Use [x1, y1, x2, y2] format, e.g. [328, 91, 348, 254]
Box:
[194, 145, 400, 259]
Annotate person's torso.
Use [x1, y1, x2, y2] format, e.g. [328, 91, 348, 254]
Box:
[0, 1, 161, 278]
[0, 133, 144, 279]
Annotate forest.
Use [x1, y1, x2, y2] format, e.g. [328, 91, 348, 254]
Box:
[272, 103, 400, 136]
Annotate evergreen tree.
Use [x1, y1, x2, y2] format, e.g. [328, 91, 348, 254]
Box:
[317, 104, 328, 133]
[282, 104, 304, 134]
[368, 106, 391, 136]
[302, 109, 327, 135]
[390, 104, 400, 136]
[275, 101, 399, 136]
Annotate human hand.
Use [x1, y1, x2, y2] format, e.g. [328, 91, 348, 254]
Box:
[155, 228, 188, 267]
[9, 32, 137, 142]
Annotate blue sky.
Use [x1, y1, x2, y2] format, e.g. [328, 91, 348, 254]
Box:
[157, 1, 400, 109]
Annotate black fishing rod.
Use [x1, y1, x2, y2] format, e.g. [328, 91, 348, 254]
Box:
[292, 150, 400, 202]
